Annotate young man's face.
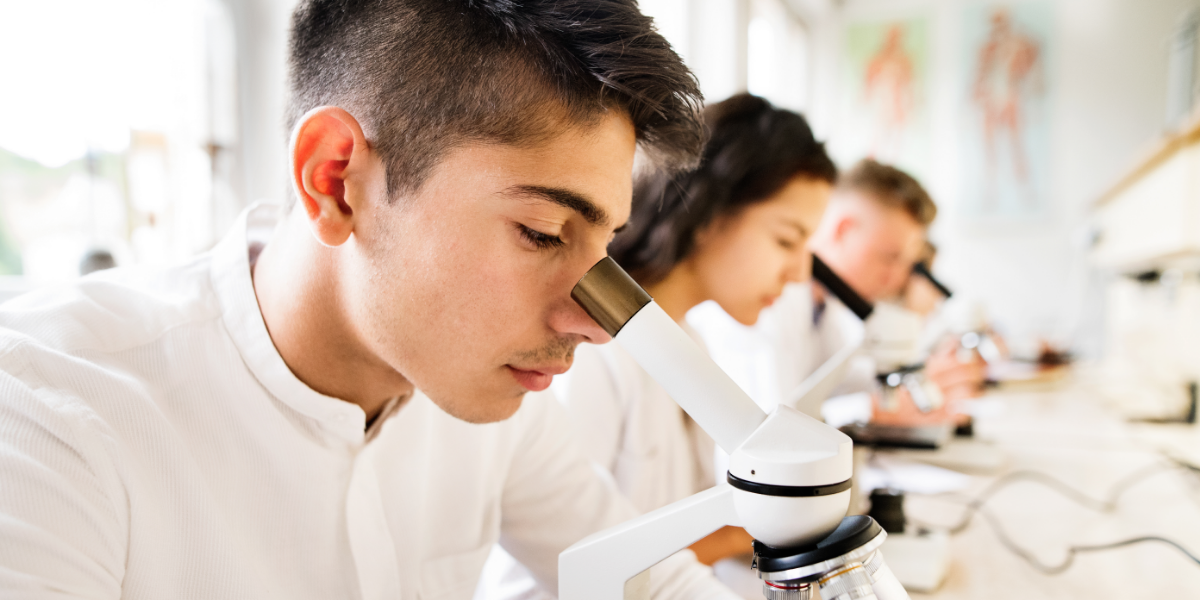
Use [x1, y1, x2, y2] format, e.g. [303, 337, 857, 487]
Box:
[814, 190, 926, 303]
[348, 114, 635, 423]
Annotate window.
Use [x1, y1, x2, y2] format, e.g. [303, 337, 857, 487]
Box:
[638, 0, 811, 110]
[0, 0, 239, 289]
[747, 0, 810, 111]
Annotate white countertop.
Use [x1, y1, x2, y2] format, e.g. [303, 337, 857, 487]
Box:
[901, 379, 1200, 599]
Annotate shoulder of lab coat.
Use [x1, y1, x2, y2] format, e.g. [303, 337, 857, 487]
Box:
[686, 299, 783, 411]
[688, 283, 874, 411]
[687, 284, 822, 411]
[770, 285, 873, 398]
[818, 299, 874, 397]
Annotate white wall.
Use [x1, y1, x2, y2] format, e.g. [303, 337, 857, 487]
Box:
[807, 0, 1200, 356]
[220, 0, 1195, 357]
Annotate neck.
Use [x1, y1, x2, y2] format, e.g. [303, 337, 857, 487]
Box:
[645, 262, 708, 324]
[811, 281, 826, 305]
[252, 213, 413, 421]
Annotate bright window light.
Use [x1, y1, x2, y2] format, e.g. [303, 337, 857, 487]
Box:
[0, 0, 238, 286]
[747, 0, 809, 111]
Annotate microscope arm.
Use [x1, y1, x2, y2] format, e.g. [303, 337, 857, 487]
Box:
[617, 302, 767, 453]
[559, 486, 739, 600]
[573, 258, 767, 454]
[784, 330, 865, 418]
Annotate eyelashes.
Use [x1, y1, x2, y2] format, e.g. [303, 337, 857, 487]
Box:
[518, 224, 565, 250]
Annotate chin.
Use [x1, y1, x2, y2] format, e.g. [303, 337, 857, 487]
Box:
[433, 388, 527, 424]
[730, 307, 761, 327]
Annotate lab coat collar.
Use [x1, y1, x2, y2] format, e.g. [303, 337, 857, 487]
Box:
[211, 203, 370, 445]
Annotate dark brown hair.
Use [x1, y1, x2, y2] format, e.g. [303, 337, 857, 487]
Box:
[286, 0, 704, 201]
[838, 159, 937, 226]
[609, 93, 837, 286]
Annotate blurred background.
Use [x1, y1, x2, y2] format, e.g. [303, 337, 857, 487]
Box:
[2, 0, 1200, 412]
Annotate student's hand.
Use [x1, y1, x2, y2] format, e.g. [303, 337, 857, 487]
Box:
[688, 526, 755, 565]
[870, 384, 962, 427]
[871, 337, 983, 427]
[925, 336, 986, 403]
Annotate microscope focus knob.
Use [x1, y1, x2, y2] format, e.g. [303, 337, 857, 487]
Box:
[817, 561, 875, 600]
[762, 580, 812, 600]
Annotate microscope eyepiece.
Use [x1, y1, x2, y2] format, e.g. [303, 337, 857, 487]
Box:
[811, 255, 874, 321]
[571, 257, 653, 337]
[912, 261, 953, 298]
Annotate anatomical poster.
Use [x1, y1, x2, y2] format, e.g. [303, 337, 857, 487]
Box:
[836, 16, 932, 182]
[961, 2, 1053, 219]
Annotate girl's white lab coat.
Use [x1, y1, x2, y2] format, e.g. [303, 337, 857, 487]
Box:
[687, 283, 873, 420]
[475, 325, 725, 600]
[552, 330, 716, 513]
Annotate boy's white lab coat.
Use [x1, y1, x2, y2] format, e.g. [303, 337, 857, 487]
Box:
[0, 204, 733, 600]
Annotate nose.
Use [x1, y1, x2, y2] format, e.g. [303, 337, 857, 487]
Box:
[883, 264, 913, 298]
[548, 253, 616, 345]
[785, 248, 813, 284]
[548, 295, 614, 345]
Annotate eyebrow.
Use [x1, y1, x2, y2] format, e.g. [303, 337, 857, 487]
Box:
[781, 218, 810, 238]
[503, 184, 611, 228]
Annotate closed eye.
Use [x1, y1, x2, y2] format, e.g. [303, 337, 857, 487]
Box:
[518, 224, 565, 250]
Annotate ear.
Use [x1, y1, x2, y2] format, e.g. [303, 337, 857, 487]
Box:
[288, 106, 375, 247]
[693, 212, 731, 250]
[832, 212, 857, 243]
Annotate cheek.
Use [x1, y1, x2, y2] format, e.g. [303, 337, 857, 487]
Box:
[885, 264, 913, 295]
[698, 232, 783, 323]
[362, 213, 529, 363]
[431, 227, 546, 348]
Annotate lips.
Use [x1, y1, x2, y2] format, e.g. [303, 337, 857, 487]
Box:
[506, 364, 569, 392]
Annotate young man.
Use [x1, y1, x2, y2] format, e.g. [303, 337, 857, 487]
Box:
[690, 159, 985, 421]
[0, 1, 737, 598]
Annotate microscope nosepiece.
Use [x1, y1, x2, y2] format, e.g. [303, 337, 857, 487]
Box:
[571, 257, 653, 337]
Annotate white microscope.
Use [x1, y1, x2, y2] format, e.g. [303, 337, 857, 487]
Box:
[809, 255, 943, 417]
[560, 257, 909, 600]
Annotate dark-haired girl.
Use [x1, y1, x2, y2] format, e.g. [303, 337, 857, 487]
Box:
[552, 93, 838, 568]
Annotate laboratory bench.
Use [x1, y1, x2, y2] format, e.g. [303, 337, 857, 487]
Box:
[900, 378, 1200, 599]
[711, 372, 1200, 598]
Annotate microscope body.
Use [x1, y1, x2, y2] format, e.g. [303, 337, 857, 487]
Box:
[866, 303, 944, 413]
[562, 258, 910, 600]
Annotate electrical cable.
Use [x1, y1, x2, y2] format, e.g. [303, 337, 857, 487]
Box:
[913, 461, 1180, 534]
[896, 458, 1200, 575]
[1162, 453, 1200, 509]
[974, 505, 1200, 575]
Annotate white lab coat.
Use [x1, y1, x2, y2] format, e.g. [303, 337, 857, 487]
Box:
[0, 204, 733, 600]
[687, 283, 873, 421]
[475, 325, 724, 600]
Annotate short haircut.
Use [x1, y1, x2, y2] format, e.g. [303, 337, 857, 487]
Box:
[287, 0, 704, 202]
[610, 93, 837, 286]
[838, 159, 937, 226]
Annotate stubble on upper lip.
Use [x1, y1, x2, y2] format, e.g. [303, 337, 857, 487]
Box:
[507, 336, 577, 375]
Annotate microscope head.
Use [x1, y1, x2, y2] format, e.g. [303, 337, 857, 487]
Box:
[863, 302, 924, 373]
[727, 404, 853, 547]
